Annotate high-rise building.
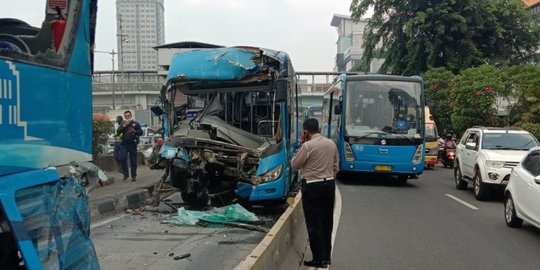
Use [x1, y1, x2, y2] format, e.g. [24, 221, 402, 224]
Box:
[116, 0, 165, 71]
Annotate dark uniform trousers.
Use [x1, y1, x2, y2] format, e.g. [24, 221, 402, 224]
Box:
[301, 179, 336, 262]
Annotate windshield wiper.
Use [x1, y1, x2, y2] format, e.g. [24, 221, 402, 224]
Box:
[352, 131, 388, 140]
[492, 146, 521, 150]
[520, 140, 536, 148]
[390, 133, 417, 144]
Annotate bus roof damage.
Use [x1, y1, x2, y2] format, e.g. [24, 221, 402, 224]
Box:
[149, 46, 292, 207]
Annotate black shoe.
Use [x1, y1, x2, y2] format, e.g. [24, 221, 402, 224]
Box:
[122, 176, 128, 181]
[131, 177, 136, 182]
[303, 260, 328, 268]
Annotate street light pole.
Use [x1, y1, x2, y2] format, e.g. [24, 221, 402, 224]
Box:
[95, 49, 117, 110]
[117, 13, 129, 109]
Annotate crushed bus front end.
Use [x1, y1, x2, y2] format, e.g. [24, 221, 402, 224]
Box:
[149, 46, 296, 207]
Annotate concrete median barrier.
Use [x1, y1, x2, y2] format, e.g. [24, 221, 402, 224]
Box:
[234, 192, 308, 270]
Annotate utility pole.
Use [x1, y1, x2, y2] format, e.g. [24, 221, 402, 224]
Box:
[117, 13, 128, 109]
[95, 49, 117, 110]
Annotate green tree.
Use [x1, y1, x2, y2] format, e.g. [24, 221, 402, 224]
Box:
[450, 65, 503, 133]
[92, 114, 113, 159]
[423, 68, 455, 135]
[509, 65, 540, 139]
[350, 0, 540, 75]
[499, 65, 540, 126]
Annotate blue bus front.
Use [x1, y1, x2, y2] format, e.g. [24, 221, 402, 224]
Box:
[326, 75, 425, 179]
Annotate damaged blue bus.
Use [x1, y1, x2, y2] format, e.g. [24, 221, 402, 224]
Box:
[0, 1, 100, 269]
[322, 74, 426, 183]
[151, 46, 300, 207]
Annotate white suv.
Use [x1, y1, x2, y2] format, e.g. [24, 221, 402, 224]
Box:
[454, 127, 539, 200]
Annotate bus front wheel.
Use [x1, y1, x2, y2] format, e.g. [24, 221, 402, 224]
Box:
[397, 175, 408, 184]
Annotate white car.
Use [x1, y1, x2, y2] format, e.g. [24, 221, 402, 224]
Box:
[454, 127, 539, 200]
[504, 147, 540, 229]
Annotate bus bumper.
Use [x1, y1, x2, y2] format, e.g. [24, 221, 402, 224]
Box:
[340, 160, 424, 175]
[236, 174, 288, 202]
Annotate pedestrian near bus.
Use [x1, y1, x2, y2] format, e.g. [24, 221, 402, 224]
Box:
[292, 118, 339, 269]
[113, 115, 126, 174]
[117, 110, 143, 181]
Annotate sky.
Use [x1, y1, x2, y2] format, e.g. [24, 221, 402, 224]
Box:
[1, 0, 353, 71]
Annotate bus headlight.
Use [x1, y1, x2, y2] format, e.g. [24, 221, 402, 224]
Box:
[253, 165, 283, 185]
[411, 145, 424, 165]
[345, 142, 356, 161]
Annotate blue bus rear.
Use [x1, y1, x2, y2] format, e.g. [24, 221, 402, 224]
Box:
[151, 46, 300, 206]
[0, 1, 100, 269]
[322, 75, 425, 182]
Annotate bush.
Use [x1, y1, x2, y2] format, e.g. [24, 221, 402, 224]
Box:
[92, 114, 113, 159]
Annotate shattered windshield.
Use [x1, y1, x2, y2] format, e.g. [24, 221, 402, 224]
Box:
[182, 90, 282, 144]
[174, 91, 283, 148]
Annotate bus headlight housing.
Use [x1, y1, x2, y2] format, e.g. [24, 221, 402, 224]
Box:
[252, 165, 283, 185]
[345, 142, 356, 161]
[411, 145, 424, 165]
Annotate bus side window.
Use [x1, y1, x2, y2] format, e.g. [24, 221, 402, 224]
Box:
[0, 2, 76, 67]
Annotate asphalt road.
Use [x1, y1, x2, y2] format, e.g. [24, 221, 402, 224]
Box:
[331, 165, 540, 270]
[90, 193, 283, 270]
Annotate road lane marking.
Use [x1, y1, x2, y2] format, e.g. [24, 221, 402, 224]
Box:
[331, 185, 342, 254]
[91, 214, 127, 229]
[445, 194, 479, 210]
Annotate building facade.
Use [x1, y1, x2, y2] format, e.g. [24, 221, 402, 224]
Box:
[92, 70, 163, 126]
[330, 14, 384, 73]
[116, 0, 165, 71]
[330, 14, 367, 72]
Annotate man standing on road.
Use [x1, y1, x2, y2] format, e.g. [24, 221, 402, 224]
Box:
[292, 118, 339, 269]
[113, 115, 126, 174]
[117, 110, 143, 181]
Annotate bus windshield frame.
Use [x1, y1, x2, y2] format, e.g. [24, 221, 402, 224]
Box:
[344, 79, 424, 144]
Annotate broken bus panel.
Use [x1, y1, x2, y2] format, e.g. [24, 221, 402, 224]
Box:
[1, 0, 100, 269]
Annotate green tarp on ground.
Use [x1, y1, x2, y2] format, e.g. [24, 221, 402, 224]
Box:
[169, 203, 259, 225]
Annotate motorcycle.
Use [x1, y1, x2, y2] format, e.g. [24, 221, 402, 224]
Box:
[441, 146, 456, 168]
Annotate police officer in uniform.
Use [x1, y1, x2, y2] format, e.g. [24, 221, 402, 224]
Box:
[292, 118, 339, 268]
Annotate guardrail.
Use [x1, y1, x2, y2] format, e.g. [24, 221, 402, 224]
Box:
[234, 192, 308, 270]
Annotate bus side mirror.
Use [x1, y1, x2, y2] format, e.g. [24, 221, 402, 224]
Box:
[275, 79, 289, 102]
[150, 105, 164, 116]
[334, 101, 342, 115]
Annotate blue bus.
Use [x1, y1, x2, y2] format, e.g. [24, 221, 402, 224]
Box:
[322, 74, 425, 183]
[0, 1, 99, 269]
[152, 46, 300, 206]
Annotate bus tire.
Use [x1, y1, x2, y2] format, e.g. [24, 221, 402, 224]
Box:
[397, 175, 408, 184]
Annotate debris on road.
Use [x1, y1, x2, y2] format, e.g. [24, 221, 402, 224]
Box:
[219, 221, 268, 233]
[173, 253, 191, 261]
